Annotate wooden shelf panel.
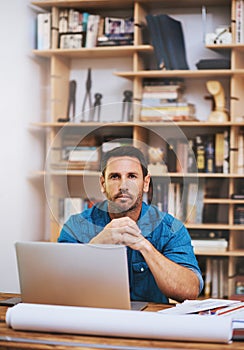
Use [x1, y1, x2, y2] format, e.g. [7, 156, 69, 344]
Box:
[32, 45, 153, 59]
[32, 0, 231, 10]
[115, 69, 244, 79]
[195, 250, 244, 257]
[32, 121, 244, 128]
[204, 199, 244, 204]
[186, 224, 244, 230]
[207, 44, 244, 51]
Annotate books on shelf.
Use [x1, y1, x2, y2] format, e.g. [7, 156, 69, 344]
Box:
[236, 0, 244, 43]
[140, 78, 196, 122]
[234, 205, 244, 224]
[140, 102, 196, 122]
[202, 258, 229, 299]
[191, 239, 228, 253]
[60, 197, 101, 222]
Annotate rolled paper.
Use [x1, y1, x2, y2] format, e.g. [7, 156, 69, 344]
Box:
[6, 303, 233, 343]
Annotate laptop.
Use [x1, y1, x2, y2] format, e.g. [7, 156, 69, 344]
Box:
[15, 241, 147, 311]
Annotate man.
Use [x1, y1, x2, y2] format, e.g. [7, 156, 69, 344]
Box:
[58, 146, 203, 303]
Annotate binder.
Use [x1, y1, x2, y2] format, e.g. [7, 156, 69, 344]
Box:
[157, 14, 189, 70]
[145, 14, 171, 70]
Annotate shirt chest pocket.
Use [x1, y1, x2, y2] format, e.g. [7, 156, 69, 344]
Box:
[132, 261, 150, 295]
[132, 261, 149, 274]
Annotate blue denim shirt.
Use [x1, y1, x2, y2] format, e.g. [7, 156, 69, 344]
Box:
[58, 201, 203, 303]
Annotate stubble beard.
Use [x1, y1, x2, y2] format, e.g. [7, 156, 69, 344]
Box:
[107, 191, 143, 218]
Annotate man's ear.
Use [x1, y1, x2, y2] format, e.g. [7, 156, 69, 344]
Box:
[143, 174, 151, 193]
[100, 175, 106, 193]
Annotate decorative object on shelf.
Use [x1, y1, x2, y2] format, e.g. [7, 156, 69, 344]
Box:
[205, 25, 232, 45]
[206, 80, 229, 122]
[81, 68, 92, 122]
[148, 147, 167, 175]
[121, 90, 133, 121]
[58, 80, 77, 122]
[91, 93, 103, 122]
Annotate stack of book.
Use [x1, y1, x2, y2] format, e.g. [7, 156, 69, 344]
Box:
[140, 79, 196, 122]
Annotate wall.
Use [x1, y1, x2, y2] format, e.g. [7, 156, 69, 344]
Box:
[0, 1, 47, 292]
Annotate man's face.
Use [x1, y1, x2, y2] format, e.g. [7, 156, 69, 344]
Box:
[100, 156, 150, 214]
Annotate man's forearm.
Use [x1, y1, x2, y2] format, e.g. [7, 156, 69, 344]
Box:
[139, 239, 200, 302]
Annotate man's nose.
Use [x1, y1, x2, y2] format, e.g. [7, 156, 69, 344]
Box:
[119, 177, 128, 190]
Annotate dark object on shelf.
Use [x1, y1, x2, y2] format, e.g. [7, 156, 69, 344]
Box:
[146, 14, 189, 70]
[122, 90, 133, 121]
[196, 59, 231, 70]
[58, 80, 77, 122]
[91, 93, 103, 122]
[81, 68, 92, 122]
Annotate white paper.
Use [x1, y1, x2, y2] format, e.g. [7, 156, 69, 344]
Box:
[159, 298, 241, 315]
[6, 303, 232, 343]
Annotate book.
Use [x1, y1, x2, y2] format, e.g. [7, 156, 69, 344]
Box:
[63, 197, 83, 222]
[37, 13, 51, 50]
[236, 0, 244, 43]
[186, 183, 198, 223]
[215, 132, 225, 173]
[237, 131, 244, 174]
[195, 136, 206, 173]
[85, 14, 100, 48]
[166, 139, 177, 172]
[191, 239, 228, 252]
[205, 135, 215, 173]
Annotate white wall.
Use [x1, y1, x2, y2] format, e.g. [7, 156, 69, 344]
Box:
[0, 1, 47, 292]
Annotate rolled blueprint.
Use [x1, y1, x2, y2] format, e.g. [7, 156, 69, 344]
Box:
[6, 303, 233, 343]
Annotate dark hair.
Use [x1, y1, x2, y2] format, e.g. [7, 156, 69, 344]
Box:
[101, 146, 148, 177]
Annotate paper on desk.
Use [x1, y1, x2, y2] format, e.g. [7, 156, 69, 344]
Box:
[6, 303, 232, 343]
[159, 298, 241, 315]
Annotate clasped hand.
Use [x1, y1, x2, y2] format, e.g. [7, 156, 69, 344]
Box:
[91, 217, 145, 250]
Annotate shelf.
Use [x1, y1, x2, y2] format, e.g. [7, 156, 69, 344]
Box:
[31, 121, 244, 128]
[186, 224, 244, 230]
[204, 199, 244, 204]
[31, 0, 231, 10]
[115, 69, 244, 79]
[32, 169, 244, 179]
[32, 45, 153, 59]
[195, 250, 244, 257]
[206, 44, 244, 51]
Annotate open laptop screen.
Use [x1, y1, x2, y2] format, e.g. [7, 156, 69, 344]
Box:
[15, 242, 132, 310]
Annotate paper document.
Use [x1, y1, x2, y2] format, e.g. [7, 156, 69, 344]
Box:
[159, 298, 242, 315]
[6, 303, 232, 343]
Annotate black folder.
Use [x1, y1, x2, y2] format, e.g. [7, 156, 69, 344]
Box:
[146, 14, 171, 70]
[146, 14, 189, 70]
[157, 14, 189, 70]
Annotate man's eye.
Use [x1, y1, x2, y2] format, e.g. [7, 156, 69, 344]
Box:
[129, 174, 137, 179]
[110, 174, 119, 179]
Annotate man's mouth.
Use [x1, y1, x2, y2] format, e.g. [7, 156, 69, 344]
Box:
[115, 193, 132, 200]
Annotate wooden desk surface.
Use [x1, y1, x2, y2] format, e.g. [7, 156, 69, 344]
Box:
[0, 293, 243, 350]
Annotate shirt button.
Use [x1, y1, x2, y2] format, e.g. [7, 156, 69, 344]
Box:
[140, 267, 144, 272]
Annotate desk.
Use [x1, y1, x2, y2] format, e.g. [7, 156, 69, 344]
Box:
[0, 293, 243, 350]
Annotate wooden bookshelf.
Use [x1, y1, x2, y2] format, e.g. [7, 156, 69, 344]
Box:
[32, 0, 244, 299]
